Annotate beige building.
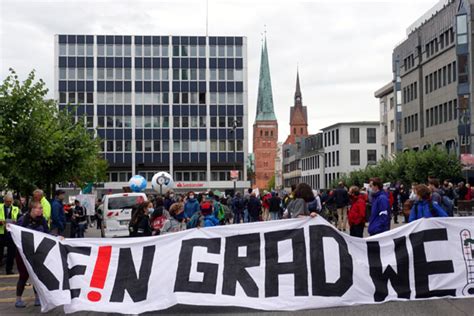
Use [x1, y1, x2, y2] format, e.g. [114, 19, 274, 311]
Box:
[393, 0, 462, 153]
[375, 83, 397, 158]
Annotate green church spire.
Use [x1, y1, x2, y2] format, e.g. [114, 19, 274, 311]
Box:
[255, 37, 276, 121]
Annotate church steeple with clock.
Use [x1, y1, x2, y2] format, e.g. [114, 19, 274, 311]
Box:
[284, 70, 308, 145]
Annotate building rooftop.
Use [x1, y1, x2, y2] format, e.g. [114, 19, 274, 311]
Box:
[374, 82, 394, 98]
[321, 121, 380, 131]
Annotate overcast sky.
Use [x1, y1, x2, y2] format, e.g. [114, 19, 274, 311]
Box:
[1, 0, 437, 144]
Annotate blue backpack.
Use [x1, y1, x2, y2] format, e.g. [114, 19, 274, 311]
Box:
[441, 195, 454, 217]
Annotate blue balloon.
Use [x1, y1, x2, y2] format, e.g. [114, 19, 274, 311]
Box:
[128, 175, 147, 192]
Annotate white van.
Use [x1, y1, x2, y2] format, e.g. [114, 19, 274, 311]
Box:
[101, 192, 147, 237]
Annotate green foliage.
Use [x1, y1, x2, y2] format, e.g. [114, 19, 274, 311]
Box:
[0, 69, 107, 197]
[266, 174, 275, 191]
[339, 147, 462, 187]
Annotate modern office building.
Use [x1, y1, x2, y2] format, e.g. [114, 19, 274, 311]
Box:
[375, 82, 397, 158]
[55, 34, 249, 193]
[392, 0, 469, 154]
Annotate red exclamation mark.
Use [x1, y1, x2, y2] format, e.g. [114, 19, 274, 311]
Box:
[87, 246, 112, 302]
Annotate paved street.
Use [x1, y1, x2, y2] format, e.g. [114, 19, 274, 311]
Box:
[0, 219, 473, 315]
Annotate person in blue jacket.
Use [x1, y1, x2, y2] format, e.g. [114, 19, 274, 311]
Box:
[368, 177, 391, 236]
[200, 200, 219, 227]
[184, 191, 200, 220]
[409, 184, 448, 222]
[50, 190, 66, 236]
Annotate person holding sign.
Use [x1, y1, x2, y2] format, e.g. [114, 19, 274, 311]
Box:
[287, 183, 318, 218]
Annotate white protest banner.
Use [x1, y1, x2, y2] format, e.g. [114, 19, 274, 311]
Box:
[7, 217, 474, 314]
[76, 194, 96, 216]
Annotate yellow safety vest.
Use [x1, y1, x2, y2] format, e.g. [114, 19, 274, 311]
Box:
[0, 204, 19, 235]
[41, 197, 51, 227]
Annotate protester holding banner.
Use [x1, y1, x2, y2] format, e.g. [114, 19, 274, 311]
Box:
[409, 184, 448, 222]
[162, 201, 186, 233]
[368, 177, 391, 236]
[287, 183, 318, 218]
[32, 189, 51, 225]
[14, 200, 50, 308]
[129, 201, 153, 237]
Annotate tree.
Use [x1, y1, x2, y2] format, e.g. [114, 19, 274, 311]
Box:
[338, 147, 463, 187]
[0, 69, 107, 197]
[266, 174, 275, 191]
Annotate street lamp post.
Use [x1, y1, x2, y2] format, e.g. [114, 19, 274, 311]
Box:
[232, 119, 238, 196]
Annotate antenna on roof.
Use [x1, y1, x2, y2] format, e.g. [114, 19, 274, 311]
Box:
[206, 0, 209, 37]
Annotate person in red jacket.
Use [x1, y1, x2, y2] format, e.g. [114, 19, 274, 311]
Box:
[348, 186, 366, 237]
[261, 191, 272, 221]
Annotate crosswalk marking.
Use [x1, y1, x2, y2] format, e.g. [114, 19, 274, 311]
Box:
[0, 285, 32, 291]
[0, 274, 19, 279]
[0, 296, 35, 303]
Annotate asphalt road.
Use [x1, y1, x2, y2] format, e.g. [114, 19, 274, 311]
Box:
[0, 218, 473, 315]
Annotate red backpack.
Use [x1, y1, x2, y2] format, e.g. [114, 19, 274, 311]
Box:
[152, 215, 167, 231]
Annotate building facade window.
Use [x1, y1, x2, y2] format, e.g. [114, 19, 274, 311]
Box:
[350, 128, 360, 144]
[350, 150, 360, 166]
[367, 150, 377, 165]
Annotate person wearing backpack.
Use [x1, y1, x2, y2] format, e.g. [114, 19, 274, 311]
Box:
[232, 192, 245, 224]
[409, 184, 448, 222]
[200, 200, 219, 227]
[150, 197, 169, 235]
[429, 178, 454, 216]
[220, 197, 233, 224]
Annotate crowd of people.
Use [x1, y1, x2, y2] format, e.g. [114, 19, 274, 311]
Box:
[0, 175, 467, 308]
[0, 189, 95, 308]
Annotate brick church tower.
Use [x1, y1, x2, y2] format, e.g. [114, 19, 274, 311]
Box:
[253, 38, 278, 189]
[284, 70, 308, 144]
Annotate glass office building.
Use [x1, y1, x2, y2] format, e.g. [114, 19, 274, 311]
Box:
[55, 35, 249, 193]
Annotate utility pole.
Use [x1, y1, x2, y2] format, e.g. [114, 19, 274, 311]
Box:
[232, 119, 238, 196]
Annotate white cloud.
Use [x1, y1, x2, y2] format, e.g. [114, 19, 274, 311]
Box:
[0, 0, 436, 145]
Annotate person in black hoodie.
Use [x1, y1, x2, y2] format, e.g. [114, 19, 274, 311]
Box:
[129, 201, 153, 237]
[334, 182, 349, 231]
[247, 192, 262, 222]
